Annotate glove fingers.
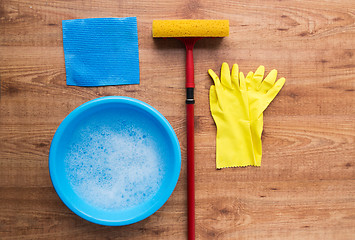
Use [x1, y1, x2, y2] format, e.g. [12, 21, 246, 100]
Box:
[266, 77, 286, 101]
[253, 65, 265, 88]
[260, 69, 277, 93]
[208, 69, 221, 87]
[253, 77, 285, 117]
[245, 71, 254, 89]
[239, 71, 247, 91]
[231, 64, 239, 89]
[220, 62, 232, 89]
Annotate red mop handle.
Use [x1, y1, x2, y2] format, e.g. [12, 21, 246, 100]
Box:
[186, 45, 195, 240]
[186, 103, 194, 239]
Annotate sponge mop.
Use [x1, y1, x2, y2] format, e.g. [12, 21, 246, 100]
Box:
[152, 19, 229, 240]
[153, 20, 229, 37]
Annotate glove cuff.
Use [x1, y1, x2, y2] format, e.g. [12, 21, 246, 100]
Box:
[215, 120, 256, 168]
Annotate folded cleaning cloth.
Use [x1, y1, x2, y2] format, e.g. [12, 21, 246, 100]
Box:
[62, 17, 139, 86]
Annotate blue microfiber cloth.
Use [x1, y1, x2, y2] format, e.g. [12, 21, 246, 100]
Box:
[62, 17, 139, 86]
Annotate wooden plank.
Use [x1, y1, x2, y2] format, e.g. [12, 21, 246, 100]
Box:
[1, 0, 354, 239]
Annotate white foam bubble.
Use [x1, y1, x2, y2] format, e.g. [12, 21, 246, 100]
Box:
[65, 124, 165, 210]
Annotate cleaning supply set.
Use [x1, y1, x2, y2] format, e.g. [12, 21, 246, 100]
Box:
[51, 16, 285, 239]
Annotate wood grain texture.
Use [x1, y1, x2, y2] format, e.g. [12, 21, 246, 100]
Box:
[1, 0, 354, 239]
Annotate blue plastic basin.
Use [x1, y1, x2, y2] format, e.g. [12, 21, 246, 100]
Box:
[49, 96, 181, 226]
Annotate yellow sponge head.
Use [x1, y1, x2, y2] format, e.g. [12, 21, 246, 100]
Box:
[152, 19, 229, 38]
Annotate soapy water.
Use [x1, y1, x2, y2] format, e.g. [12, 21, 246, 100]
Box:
[64, 116, 166, 210]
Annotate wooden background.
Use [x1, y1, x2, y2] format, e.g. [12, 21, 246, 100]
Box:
[1, 0, 354, 239]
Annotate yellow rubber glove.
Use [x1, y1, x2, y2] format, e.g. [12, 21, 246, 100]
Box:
[244, 66, 286, 166]
[209, 62, 256, 168]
